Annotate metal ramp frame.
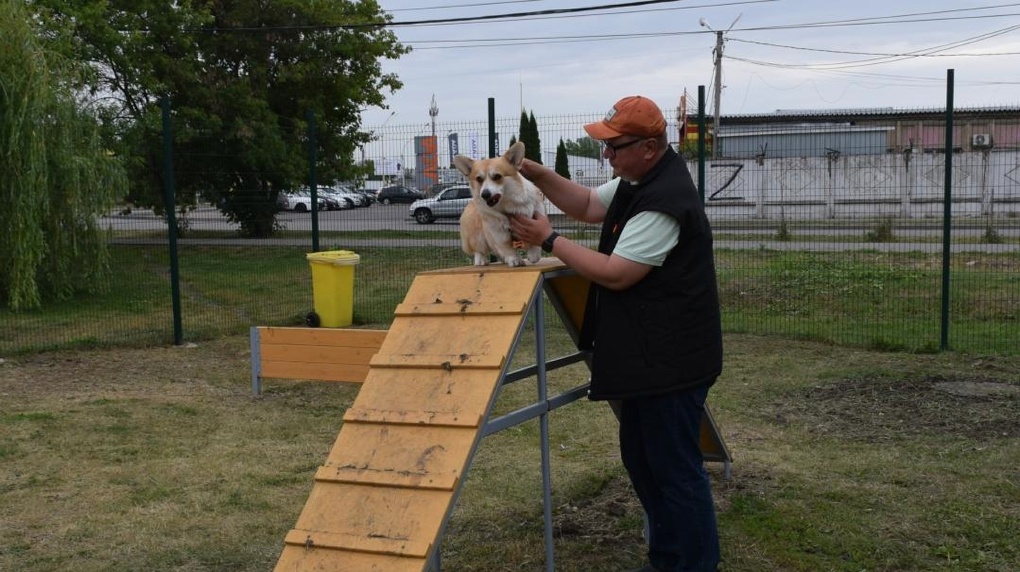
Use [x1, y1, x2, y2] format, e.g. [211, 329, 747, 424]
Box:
[274, 259, 731, 572]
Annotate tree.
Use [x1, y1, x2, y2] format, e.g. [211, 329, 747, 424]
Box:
[554, 139, 571, 180]
[516, 110, 529, 153]
[32, 0, 407, 237]
[517, 109, 541, 164]
[563, 136, 602, 159]
[527, 111, 542, 164]
[1, 0, 125, 310]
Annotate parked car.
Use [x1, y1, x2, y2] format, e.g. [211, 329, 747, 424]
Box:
[376, 185, 423, 205]
[352, 188, 377, 205]
[408, 185, 473, 224]
[427, 182, 459, 197]
[277, 190, 327, 213]
[319, 188, 357, 209]
[332, 186, 369, 208]
[317, 191, 345, 211]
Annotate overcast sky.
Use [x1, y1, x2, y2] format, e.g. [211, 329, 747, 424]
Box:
[360, 0, 1020, 129]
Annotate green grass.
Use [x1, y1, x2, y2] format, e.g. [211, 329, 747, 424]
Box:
[716, 249, 1019, 354]
[2, 246, 1018, 355]
[1, 334, 1017, 571]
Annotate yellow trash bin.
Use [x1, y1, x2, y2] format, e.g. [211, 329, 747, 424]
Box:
[306, 250, 360, 327]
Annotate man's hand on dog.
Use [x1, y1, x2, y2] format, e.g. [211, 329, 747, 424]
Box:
[509, 211, 553, 246]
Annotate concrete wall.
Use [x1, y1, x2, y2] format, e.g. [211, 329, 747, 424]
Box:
[696, 150, 1020, 220]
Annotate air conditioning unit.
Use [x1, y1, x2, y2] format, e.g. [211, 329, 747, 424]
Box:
[972, 133, 992, 148]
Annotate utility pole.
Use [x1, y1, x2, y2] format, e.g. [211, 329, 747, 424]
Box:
[712, 30, 723, 159]
[702, 14, 739, 159]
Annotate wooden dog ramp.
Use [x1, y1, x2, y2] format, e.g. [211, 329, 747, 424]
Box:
[275, 261, 565, 571]
[274, 259, 731, 571]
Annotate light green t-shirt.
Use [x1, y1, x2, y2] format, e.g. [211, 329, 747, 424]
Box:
[595, 178, 680, 266]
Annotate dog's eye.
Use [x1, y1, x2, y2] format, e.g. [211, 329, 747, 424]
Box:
[492, 174, 502, 182]
[474, 176, 484, 183]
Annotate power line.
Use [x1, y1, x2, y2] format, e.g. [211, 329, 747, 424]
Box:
[388, 0, 776, 29]
[729, 37, 1020, 59]
[178, 2, 1020, 43]
[188, 0, 694, 32]
[385, 0, 545, 12]
[395, 7, 1020, 50]
[727, 24, 1020, 70]
[731, 11, 1020, 33]
[407, 30, 697, 50]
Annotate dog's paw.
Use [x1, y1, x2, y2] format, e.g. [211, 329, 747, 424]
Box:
[505, 256, 525, 267]
[473, 253, 489, 266]
[526, 247, 542, 264]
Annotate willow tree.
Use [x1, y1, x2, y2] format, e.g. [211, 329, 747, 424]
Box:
[0, 0, 125, 310]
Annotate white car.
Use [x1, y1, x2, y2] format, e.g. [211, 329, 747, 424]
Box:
[277, 191, 327, 213]
[319, 189, 355, 210]
[408, 185, 473, 224]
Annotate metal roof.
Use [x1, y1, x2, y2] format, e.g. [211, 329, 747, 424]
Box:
[717, 106, 1020, 124]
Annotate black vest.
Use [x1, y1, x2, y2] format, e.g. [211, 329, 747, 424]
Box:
[581, 148, 723, 400]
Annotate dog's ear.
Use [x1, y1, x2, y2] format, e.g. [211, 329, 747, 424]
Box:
[505, 141, 526, 168]
[453, 154, 474, 177]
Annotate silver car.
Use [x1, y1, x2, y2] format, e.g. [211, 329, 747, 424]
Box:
[408, 185, 473, 224]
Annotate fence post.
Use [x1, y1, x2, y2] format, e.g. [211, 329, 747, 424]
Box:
[161, 96, 183, 346]
[940, 69, 954, 351]
[697, 85, 707, 203]
[308, 109, 320, 253]
[487, 98, 496, 158]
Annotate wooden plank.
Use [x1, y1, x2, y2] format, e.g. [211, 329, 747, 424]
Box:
[369, 352, 504, 370]
[291, 484, 450, 555]
[418, 257, 567, 275]
[700, 404, 732, 464]
[314, 466, 458, 491]
[342, 407, 480, 428]
[321, 424, 477, 490]
[261, 343, 378, 366]
[393, 300, 527, 317]
[399, 271, 541, 309]
[260, 360, 370, 384]
[259, 327, 387, 348]
[546, 273, 590, 332]
[275, 545, 426, 572]
[284, 529, 431, 558]
[353, 369, 500, 426]
[377, 315, 523, 366]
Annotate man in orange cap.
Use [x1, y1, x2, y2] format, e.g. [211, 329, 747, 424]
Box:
[510, 95, 722, 572]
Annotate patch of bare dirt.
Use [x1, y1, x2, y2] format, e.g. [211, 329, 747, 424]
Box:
[551, 463, 775, 546]
[786, 374, 1020, 442]
[553, 476, 641, 546]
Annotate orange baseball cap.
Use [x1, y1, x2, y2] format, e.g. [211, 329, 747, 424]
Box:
[584, 96, 666, 140]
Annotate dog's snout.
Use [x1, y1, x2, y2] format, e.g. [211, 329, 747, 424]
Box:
[480, 189, 492, 200]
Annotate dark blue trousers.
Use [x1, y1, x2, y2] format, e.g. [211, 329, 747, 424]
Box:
[618, 384, 720, 572]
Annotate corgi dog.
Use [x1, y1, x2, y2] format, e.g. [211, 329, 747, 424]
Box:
[453, 141, 545, 267]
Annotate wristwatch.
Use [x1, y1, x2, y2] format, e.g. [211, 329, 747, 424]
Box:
[541, 231, 560, 253]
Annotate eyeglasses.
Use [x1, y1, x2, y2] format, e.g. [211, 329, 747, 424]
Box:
[604, 138, 645, 158]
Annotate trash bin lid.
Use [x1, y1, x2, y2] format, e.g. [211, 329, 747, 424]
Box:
[306, 250, 360, 266]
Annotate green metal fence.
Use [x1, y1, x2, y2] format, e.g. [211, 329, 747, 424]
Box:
[2, 94, 1018, 356]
